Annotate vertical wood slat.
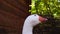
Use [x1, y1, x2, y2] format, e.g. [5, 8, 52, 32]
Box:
[0, 0, 28, 18]
[0, 0, 30, 34]
[4, 0, 29, 14]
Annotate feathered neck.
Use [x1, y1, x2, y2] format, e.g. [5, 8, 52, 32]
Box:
[22, 19, 33, 34]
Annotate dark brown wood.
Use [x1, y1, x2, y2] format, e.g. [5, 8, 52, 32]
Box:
[0, 0, 30, 34]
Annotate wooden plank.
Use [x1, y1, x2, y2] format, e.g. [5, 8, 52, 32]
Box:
[0, 0, 30, 34]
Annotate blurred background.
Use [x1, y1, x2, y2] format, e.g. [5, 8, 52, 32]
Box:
[30, 0, 60, 34]
[0, 0, 30, 34]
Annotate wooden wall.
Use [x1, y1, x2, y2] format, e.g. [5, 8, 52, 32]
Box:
[0, 0, 30, 34]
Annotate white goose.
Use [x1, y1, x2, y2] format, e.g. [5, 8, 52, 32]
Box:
[22, 14, 47, 34]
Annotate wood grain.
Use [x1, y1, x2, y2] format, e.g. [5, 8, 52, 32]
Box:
[0, 0, 30, 34]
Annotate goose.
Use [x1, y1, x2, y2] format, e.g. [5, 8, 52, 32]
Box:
[22, 14, 48, 34]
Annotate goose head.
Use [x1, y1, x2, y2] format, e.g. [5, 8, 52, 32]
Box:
[22, 14, 48, 34]
[26, 14, 48, 26]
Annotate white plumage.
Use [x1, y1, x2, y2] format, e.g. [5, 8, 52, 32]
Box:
[22, 14, 47, 34]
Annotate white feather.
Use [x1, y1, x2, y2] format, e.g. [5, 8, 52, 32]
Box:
[22, 14, 41, 34]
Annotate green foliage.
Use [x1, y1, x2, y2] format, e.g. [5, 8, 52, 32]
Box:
[29, 0, 60, 34]
[29, 0, 60, 18]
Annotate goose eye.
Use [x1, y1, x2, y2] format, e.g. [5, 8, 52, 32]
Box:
[34, 15, 36, 16]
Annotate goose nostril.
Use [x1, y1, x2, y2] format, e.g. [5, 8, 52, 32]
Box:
[39, 16, 48, 22]
[45, 18, 48, 21]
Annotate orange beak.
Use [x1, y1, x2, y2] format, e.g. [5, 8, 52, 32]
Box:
[39, 16, 48, 22]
